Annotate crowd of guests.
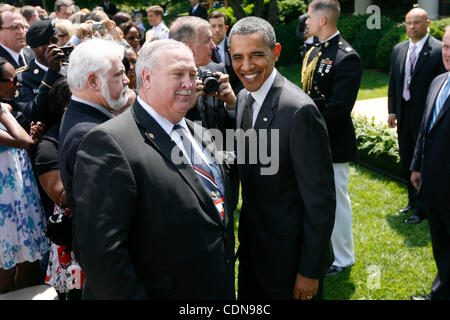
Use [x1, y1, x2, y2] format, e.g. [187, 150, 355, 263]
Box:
[0, 0, 448, 301]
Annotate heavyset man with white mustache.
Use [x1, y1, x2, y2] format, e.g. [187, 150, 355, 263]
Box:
[70, 39, 235, 299]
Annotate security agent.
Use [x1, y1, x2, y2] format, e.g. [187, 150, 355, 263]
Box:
[14, 18, 64, 129]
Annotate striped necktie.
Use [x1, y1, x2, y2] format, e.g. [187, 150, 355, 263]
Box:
[173, 124, 225, 220]
[212, 47, 222, 64]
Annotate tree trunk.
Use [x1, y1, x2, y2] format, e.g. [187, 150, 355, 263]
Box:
[267, 0, 279, 25]
[253, 0, 264, 17]
[228, 0, 247, 20]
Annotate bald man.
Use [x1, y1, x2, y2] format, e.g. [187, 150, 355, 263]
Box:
[387, 7, 445, 224]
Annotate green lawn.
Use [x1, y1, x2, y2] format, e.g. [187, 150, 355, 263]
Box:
[234, 163, 436, 300]
[278, 64, 389, 101]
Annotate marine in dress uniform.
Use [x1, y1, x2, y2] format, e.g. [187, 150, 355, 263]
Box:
[145, 21, 169, 42]
[303, 4, 362, 275]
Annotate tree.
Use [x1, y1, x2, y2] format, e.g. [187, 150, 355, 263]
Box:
[228, 0, 278, 25]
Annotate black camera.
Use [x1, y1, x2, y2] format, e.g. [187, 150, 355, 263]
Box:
[58, 45, 74, 60]
[201, 70, 220, 94]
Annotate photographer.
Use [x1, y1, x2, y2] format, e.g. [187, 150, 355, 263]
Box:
[14, 18, 64, 131]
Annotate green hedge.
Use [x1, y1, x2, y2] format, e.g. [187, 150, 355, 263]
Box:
[375, 23, 408, 72]
[353, 116, 400, 163]
[277, 0, 308, 24]
[275, 19, 302, 66]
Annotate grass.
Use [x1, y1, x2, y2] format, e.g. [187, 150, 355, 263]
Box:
[277, 64, 389, 101]
[233, 163, 436, 300]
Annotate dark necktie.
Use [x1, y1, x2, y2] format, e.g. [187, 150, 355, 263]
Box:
[241, 93, 254, 131]
[18, 54, 25, 67]
[173, 124, 225, 220]
[212, 47, 222, 63]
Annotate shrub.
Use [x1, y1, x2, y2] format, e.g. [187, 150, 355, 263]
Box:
[353, 116, 400, 163]
[353, 16, 395, 68]
[430, 17, 450, 40]
[277, 0, 308, 24]
[338, 14, 371, 45]
[275, 19, 302, 66]
[375, 23, 407, 72]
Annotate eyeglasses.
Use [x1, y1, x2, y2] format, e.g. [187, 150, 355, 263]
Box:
[0, 76, 18, 84]
[1, 25, 29, 32]
[126, 36, 141, 41]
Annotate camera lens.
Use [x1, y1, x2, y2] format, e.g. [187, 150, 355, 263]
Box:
[203, 76, 220, 94]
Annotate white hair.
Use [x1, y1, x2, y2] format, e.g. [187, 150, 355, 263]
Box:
[135, 39, 192, 89]
[67, 39, 125, 92]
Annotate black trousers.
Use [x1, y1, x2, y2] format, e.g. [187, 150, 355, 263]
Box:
[238, 255, 324, 300]
[397, 100, 425, 217]
[426, 207, 450, 300]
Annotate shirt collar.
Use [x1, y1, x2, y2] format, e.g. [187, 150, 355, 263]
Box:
[34, 59, 48, 72]
[321, 31, 340, 44]
[409, 33, 429, 52]
[71, 95, 114, 119]
[137, 95, 182, 136]
[250, 68, 277, 107]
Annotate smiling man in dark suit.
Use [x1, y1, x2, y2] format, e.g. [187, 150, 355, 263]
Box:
[410, 25, 450, 301]
[71, 39, 235, 299]
[229, 16, 335, 300]
[388, 7, 446, 224]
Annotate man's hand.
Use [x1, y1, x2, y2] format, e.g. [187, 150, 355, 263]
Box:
[209, 72, 236, 109]
[75, 22, 93, 39]
[411, 171, 421, 190]
[30, 121, 45, 144]
[387, 114, 397, 128]
[103, 19, 122, 42]
[293, 273, 319, 300]
[45, 44, 65, 72]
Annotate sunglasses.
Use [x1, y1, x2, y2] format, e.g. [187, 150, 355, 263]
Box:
[127, 35, 141, 41]
[0, 76, 18, 84]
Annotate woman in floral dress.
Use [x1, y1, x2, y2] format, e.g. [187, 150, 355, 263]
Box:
[0, 58, 50, 293]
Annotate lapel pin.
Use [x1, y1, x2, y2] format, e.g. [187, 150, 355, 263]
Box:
[33, 69, 39, 74]
[147, 132, 155, 140]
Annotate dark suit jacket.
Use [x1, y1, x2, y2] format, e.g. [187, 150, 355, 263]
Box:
[304, 34, 362, 163]
[59, 99, 112, 212]
[189, 4, 208, 20]
[388, 35, 445, 129]
[72, 100, 235, 299]
[411, 72, 450, 210]
[99, 1, 118, 17]
[223, 36, 244, 95]
[0, 45, 34, 69]
[236, 71, 336, 292]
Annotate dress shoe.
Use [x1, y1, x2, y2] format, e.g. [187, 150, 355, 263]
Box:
[404, 214, 424, 224]
[411, 293, 432, 300]
[398, 205, 413, 213]
[325, 265, 344, 277]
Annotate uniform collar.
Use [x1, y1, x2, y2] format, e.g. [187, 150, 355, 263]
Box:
[320, 31, 340, 46]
